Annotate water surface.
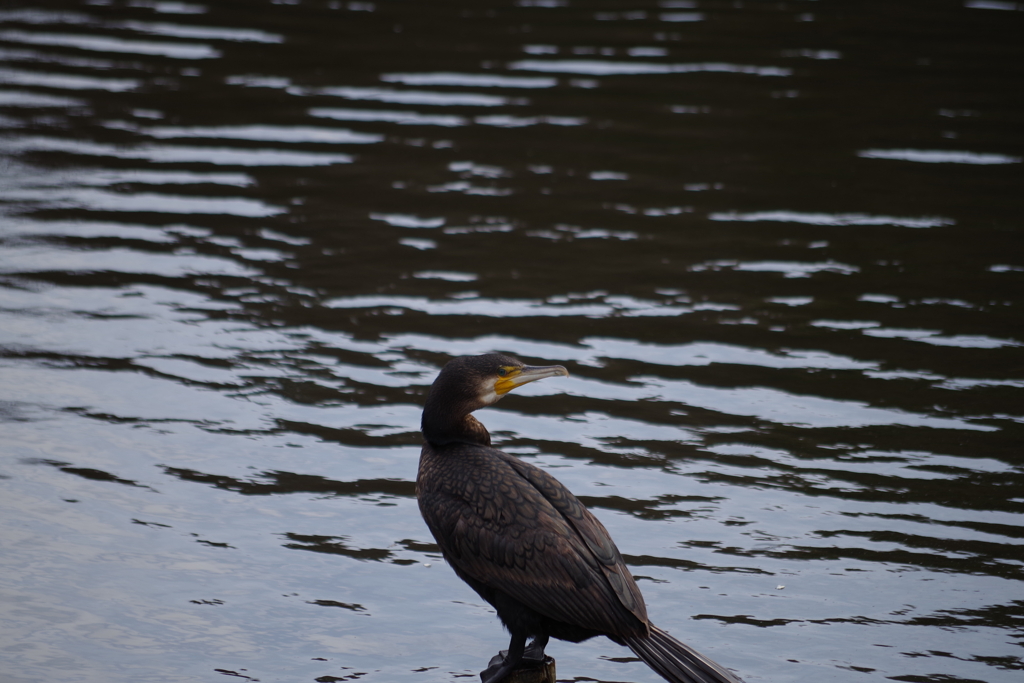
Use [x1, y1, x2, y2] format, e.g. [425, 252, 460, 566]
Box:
[1, 2, 1022, 682]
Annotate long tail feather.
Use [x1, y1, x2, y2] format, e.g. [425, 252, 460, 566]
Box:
[622, 624, 743, 683]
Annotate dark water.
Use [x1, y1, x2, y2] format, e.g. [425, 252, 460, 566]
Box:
[1, 1, 1022, 682]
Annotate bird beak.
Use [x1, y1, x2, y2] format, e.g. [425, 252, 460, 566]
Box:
[495, 364, 569, 395]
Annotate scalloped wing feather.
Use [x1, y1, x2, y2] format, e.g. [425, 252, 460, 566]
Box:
[418, 443, 649, 637]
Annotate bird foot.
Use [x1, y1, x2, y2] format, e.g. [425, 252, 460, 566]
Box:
[480, 652, 514, 683]
[522, 642, 547, 663]
[481, 650, 552, 683]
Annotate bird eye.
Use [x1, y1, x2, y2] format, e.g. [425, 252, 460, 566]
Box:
[497, 367, 508, 377]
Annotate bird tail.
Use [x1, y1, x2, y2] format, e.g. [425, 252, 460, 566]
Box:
[622, 624, 743, 683]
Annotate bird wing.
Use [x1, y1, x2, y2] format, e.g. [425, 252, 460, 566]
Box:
[504, 454, 648, 627]
[418, 445, 648, 636]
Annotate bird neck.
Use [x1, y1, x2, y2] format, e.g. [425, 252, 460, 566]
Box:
[421, 403, 492, 447]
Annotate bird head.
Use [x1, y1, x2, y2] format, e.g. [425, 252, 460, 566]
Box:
[428, 353, 569, 414]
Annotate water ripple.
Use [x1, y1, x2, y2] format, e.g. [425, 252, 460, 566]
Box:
[302, 86, 518, 107]
[0, 29, 220, 59]
[381, 72, 557, 88]
[709, 210, 953, 228]
[858, 148, 1022, 164]
[510, 59, 791, 76]
[0, 66, 141, 91]
[5, 136, 354, 166]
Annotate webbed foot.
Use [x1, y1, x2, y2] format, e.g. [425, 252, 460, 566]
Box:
[480, 633, 525, 683]
[481, 640, 552, 683]
[481, 651, 517, 683]
[522, 634, 549, 663]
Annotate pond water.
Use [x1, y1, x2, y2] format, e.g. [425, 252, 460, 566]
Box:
[1, 1, 1022, 682]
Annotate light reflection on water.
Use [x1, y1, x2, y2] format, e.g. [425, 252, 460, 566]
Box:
[1, 1, 1022, 683]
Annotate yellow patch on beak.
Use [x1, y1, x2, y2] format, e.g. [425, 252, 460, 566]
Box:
[494, 364, 569, 395]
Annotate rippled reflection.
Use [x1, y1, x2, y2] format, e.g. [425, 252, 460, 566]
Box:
[1, 1, 1022, 682]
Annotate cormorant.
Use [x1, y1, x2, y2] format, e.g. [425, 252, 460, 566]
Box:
[417, 353, 742, 683]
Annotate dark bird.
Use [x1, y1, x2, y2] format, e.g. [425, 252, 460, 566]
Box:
[417, 354, 743, 683]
